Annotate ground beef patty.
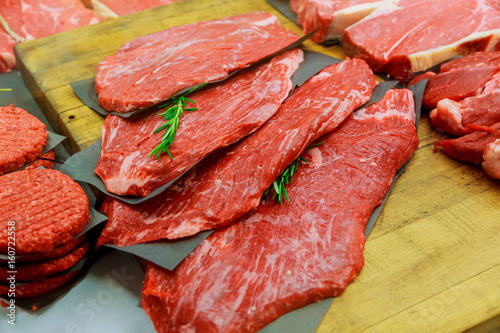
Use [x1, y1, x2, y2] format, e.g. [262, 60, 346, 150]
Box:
[24, 149, 56, 170]
[0, 271, 79, 298]
[0, 105, 48, 175]
[0, 241, 89, 282]
[0, 169, 90, 255]
[1, 234, 86, 264]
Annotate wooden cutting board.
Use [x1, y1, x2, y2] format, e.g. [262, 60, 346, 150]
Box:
[14, 0, 500, 332]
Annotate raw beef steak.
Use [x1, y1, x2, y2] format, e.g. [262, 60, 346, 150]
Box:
[0, 169, 89, 255]
[98, 59, 377, 246]
[141, 89, 419, 333]
[430, 72, 500, 135]
[95, 49, 304, 196]
[439, 51, 500, 73]
[342, 0, 500, 80]
[435, 123, 500, 164]
[0, 26, 16, 73]
[0, 0, 100, 42]
[290, 0, 393, 42]
[0, 105, 47, 175]
[91, 0, 177, 19]
[95, 12, 299, 113]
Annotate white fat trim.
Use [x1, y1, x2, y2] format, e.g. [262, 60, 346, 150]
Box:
[90, 0, 118, 20]
[409, 29, 500, 72]
[0, 13, 24, 42]
[251, 15, 278, 27]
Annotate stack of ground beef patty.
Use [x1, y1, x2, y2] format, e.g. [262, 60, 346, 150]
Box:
[0, 105, 91, 297]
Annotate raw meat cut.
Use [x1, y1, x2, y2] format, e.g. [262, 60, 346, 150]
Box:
[24, 149, 56, 170]
[483, 139, 500, 179]
[290, 0, 394, 43]
[410, 67, 499, 109]
[0, 26, 16, 73]
[435, 123, 500, 164]
[342, 0, 500, 80]
[0, 241, 89, 282]
[429, 72, 500, 135]
[91, 0, 177, 19]
[95, 49, 304, 196]
[98, 58, 377, 246]
[439, 51, 500, 73]
[141, 88, 419, 333]
[0, 0, 100, 42]
[0, 105, 47, 175]
[0, 169, 90, 255]
[95, 12, 299, 113]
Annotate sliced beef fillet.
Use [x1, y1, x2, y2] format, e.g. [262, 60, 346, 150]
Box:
[0, 0, 100, 42]
[0, 169, 90, 255]
[98, 59, 377, 246]
[0, 242, 89, 282]
[95, 49, 304, 196]
[435, 123, 500, 164]
[91, 0, 177, 19]
[0, 26, 16, 73]
[410, 67, 500, 109]
[141, 89, 419, 333]
[289, 0, 392, 43]
[342, 0, 500, 80]
[439, 50, 500, 73]
[95, 12, 299, 113]
[429, 72, 500, 135]
[0, 105, 48, 175]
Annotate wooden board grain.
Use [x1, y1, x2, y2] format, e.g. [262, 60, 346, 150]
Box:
[14, 0, 500, 332]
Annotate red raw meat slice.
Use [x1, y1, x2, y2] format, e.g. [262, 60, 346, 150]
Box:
[91, 0, 177, 19]
[0, 0, 100, 42]
[429, 72, 500, 135]
[141, 89, 419, 333]
[0, 26, 16, 73]
[440, 50, 500, 73]
[0, 105, 48, 175]
[414, 67, 499, 109]
[483, 139, 500, 179]
[98, 58, 377, 246]
[95, 12, 300, 113]
[95, 49, 304, 196]
[435, 123, 500, 164]
[407, 71, 435, 87]
[289, 0, 388, 42]
[342, 0, 500, 80]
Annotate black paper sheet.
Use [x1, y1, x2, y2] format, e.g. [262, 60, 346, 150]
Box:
[70, 31, 316, 118]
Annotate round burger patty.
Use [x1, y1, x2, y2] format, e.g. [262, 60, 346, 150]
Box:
[0, 169, 90, 254]
[0, 105, 48, 175]
[24, 149, 56, 171]
[0, 271, 78, 298]
[0, 241, 89, 282]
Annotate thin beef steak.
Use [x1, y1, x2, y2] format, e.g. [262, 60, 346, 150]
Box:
[98, 58, 377, 246]
[95, 12, 299, 113]
[141, 88, 419, 333]
[95, 49, 304, 196]
[342, 0, 500, 80]
[429, 72, 500, 135]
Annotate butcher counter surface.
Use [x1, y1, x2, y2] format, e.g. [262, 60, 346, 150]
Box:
[13, 0, 500, 332]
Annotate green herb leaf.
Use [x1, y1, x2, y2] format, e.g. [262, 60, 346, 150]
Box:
[149, 83, 207, 160]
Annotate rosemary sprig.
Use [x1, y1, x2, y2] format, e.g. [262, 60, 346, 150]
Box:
[149, 83, 207, 160]
[263, 141, 325, 204]
[0, 88, 12, 92]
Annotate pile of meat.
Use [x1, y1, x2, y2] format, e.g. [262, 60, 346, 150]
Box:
[291, 0, 500, 80]
[410, 51, 500, 180]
